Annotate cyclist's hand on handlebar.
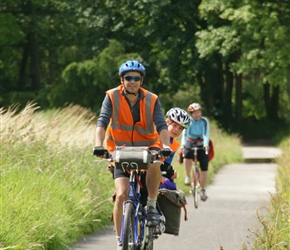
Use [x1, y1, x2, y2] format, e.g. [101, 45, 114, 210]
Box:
[204, 145, 209, 155]
[93, 146, 109, 158]
[159, 147, 172, 159]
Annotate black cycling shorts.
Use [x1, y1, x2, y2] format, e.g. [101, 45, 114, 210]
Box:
[183, 143, 209, 171]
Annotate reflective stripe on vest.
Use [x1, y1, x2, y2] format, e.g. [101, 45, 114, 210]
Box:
[105, 86, 161, 152]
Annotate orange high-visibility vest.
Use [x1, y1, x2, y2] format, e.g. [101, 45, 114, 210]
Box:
[105, 85, 162, 152]
[170, 139, 180, 153]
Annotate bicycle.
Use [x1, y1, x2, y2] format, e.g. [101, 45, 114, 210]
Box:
[102, 146, 166, 250]
[185, 139, 208, 209]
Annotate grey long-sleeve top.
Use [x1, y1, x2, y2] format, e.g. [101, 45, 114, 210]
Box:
[96, 88, 168, 134]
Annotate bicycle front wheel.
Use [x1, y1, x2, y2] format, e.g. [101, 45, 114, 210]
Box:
[141, 227, 154, 250]
[122, 202, 136, 250]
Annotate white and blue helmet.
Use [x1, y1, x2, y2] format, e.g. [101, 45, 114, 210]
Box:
[166, 107, 190, 129]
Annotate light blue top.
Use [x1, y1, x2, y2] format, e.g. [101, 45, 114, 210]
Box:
[181, 117, 210, 147]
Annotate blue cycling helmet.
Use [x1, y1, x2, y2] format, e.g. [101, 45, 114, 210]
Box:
[119, 60, 146, 76]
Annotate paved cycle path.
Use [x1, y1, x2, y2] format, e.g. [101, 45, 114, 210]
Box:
[70, 146, 281, 250]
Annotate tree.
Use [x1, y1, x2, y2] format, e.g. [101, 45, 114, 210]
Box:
[195, 0, 290, 122]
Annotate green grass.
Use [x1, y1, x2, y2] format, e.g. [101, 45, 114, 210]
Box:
[249, 136, 290, 249]
[0, 103, 115, 249]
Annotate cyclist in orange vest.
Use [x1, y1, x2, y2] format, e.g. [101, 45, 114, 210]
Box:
[159, 107, 190, 190]
[93, 60, 171, 250]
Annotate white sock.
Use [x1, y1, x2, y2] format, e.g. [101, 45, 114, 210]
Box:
[147, 198, 157, 208]
[116, 236, 121, 245]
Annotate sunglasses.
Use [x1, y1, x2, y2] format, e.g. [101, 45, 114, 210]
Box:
[123, 75, 142, 82]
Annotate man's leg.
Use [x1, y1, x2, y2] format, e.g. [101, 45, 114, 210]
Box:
[146, 161, 161, 227]
[114, 177, 129, 239]
[146, 162, 160, 200]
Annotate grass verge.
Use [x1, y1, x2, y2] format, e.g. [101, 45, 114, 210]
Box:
[249, 136, 290, 249]
[0, 103, 115, 249]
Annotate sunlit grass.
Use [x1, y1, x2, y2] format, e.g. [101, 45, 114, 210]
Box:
[249, 136, 290, 249]
[0, 103, 114, 249]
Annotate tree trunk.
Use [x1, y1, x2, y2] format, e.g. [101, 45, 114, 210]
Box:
[263, 83, 271, 118]
[28, 0, 40, 90]
[235, 74, 242, 122]
[224, 63, 233, 119]
[17, 42, 30, 91]
[271, 85, 279, 120]
[264, 83, 279, 120]
[16, 0, 41, 91]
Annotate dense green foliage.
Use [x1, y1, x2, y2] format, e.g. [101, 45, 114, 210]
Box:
[1, 0, 290, 140]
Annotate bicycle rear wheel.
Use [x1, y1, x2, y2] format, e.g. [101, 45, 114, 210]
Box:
[122, 202, 136, 250]
[191, 165, 198, 208]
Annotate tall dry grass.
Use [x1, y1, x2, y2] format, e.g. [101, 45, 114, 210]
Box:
[249, 136, 290, 249]
[1, 102, 96, 148]
[0, 103, 114, 250]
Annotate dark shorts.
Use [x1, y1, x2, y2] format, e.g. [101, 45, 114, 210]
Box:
[113, 166, 148, 206]
[114, 146, 160, 179]
[183, 142, 209, 171]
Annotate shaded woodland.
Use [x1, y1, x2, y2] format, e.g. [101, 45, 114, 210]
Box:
[1, 0, 290, 139]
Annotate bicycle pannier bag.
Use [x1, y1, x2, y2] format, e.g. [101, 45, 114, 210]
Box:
[113, 146, 151, 171]
[157, 188, 188, 236]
